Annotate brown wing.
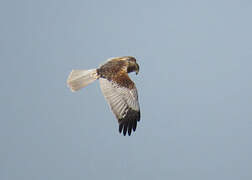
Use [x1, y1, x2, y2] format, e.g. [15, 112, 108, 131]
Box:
[99, 76, 140, 136]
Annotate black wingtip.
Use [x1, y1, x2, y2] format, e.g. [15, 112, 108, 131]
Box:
[119, 123, 123, 133]
[123, 121, 128, 136]
[133, 120, 137, 131]
[128, 121, 132, 136]
[118, 108, 140, 136]
[137, 111, 141, 122]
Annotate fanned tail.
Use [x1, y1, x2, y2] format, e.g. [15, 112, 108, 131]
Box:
[67, 69, 98, 92]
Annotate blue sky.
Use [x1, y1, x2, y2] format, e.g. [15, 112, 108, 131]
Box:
[1, 0, 252, 180]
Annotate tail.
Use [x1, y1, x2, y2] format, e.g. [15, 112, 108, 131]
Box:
[67, 69, 98, 92]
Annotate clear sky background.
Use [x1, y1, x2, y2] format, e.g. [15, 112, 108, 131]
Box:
[1, 0, 252, 180]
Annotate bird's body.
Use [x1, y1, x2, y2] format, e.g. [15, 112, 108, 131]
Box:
[67, 56, 140, 136]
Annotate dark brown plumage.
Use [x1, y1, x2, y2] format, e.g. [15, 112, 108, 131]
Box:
[97, 56, 139, 89]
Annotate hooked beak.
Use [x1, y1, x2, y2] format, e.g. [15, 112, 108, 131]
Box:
[135, 63, 139, 75]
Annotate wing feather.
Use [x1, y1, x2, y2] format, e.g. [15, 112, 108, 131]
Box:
[99, 78, 140, 136]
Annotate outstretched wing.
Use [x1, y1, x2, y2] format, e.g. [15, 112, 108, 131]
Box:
[99, 77, 140, 136]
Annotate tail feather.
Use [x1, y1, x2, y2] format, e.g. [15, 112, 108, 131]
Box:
[67, 69, 98, 92]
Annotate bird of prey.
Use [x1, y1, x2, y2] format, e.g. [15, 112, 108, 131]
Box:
[67, 56, 140, 136]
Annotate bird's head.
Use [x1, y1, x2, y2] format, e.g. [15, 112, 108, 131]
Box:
[121, 56, 139, 75]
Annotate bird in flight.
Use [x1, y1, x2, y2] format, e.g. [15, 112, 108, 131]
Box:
[67, 56, 141, 136]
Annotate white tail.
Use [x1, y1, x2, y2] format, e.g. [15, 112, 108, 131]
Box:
[67, 69, 98, 92]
